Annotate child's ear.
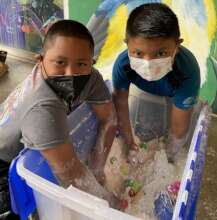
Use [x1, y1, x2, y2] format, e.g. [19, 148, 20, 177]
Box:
[35, 54, 43, 62]
[177, 38, 184, 45]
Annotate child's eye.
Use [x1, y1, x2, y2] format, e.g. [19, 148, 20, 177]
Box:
[54, 60, 66, 66]
[133, 51, 143, 57]
[78, 62, 87, 67]
[156, 51, 168, 58]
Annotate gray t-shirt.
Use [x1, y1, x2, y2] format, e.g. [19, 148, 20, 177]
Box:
[0, 64, 111, 162]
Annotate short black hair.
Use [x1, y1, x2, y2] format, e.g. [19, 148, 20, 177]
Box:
[43, 19, 94, 52]
[126, 3, 180, 40]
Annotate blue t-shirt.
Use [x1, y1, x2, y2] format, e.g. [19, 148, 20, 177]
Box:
[112, 46, 200, 109]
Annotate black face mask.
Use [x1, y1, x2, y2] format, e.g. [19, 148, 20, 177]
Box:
[45, 74, 91, 105]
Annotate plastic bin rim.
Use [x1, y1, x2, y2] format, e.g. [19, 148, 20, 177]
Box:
[16, 154, 141, 220]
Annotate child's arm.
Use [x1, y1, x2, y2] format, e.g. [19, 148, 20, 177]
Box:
[41, 143, 116, 205]
[166, 104, 193, 162]
[113, 89, 138, 150]
[21, 102, 118, 206]
[170, 104, 192, 138]
[88, 101, 117, 184]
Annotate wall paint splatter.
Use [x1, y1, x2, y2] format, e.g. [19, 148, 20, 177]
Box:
[0, 0, 63, 53]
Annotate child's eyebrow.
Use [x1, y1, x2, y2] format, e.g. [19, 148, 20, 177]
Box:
[156, 47, 169, 51]
[54, 56, 67, 60]
[77, 58, 89, 61]
[133, 48, 143, 52]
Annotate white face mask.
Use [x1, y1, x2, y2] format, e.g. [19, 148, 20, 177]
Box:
[129, 54, 174, 81]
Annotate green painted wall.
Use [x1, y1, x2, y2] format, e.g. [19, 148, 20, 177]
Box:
[68, 0, 101, 25]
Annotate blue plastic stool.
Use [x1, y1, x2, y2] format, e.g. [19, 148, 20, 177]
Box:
[9, 149, 58, 220]
[8, 149, 35, 220]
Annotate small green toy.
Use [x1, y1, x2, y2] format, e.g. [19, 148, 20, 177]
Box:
[131, 181, 142, 193]
[140, 142, 147, 149]
[120, 164, 129, 175]
[124, 179, 134, 188]
[110, 156, 117, 164]
[124, 179, 142, 193]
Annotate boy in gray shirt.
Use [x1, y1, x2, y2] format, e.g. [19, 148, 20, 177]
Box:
[0, 20, 118, 217]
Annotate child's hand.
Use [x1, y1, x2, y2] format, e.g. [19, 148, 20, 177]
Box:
[166, 134, 186, 163]
[107, 193, 121, 209]
[127, 149, 139, 166]
[127, 141, 140, 166]
[129, 142, 139, 151]
[88, 151, 106, 185]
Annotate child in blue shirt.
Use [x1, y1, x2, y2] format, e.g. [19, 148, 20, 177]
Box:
[112, 3, 200, 162]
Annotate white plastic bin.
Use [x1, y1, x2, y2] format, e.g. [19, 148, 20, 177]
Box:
[15, 87, 210, 220]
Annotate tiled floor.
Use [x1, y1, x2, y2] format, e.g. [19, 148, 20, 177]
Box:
[0, 57, 216, 219]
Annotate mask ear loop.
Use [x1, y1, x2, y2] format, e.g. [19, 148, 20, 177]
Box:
[173, 38, 183, 60]
[172, 48, 177, 58]
[171, 48, 178, 68]
[39, 55, 49, 78]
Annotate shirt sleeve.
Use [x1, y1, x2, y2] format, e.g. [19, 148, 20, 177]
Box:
[85, 69, 112, 104]
[21, 101, 70, 150]
[172, 51, 201, 110]
[112, 53, 131, 90]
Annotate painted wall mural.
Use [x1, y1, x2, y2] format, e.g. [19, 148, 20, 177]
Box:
[70, 0, 217, 113]
[0, 0, 216, 112]
[0, 0, 63, 53]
